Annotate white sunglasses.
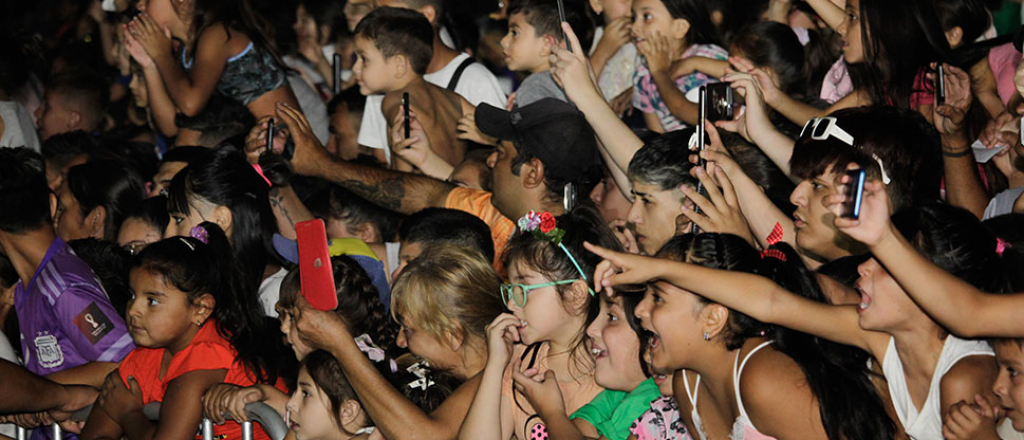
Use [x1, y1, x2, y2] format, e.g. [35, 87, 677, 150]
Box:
[800, 117, 891, 185]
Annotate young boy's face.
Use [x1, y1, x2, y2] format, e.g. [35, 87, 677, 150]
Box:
[994, 341, 1024, 430]
[789, 167, 851, 262]
[353, 35, 397, 95]
[500, 12, 552, 73]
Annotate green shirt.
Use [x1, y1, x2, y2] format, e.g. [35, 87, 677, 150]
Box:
[570, 378, 661, 440]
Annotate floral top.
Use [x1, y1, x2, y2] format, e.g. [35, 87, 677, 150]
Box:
[629, 396, 692, 440]
[633, 43, 728, 132]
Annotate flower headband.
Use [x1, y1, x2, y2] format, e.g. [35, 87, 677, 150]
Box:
[517, 211, 594, 295]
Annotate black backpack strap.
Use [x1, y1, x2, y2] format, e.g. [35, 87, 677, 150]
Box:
[446, 57, 476, 91]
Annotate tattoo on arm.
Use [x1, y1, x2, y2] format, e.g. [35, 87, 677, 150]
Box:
[341, 177, 407, 212]
[269, 189, 295, 229]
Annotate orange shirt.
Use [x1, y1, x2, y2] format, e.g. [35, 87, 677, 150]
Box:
[119, 320, 283, 440]
[445, 187, 516, 275]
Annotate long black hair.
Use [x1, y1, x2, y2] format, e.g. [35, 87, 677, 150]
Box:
[660, 0, 723, 48]
[849, 0, 952, 109]
[657, 233, 896, 440]
[185, 0, 289, 69]
[167, 146, 286, 300]
[66, 159, 145, 240]
[132, 222, 293, 384]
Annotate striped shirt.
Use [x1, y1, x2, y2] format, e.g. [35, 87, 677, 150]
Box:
[15, 238, 134, 376]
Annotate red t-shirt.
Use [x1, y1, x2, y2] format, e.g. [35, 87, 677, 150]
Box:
[119, 320, 283, 440]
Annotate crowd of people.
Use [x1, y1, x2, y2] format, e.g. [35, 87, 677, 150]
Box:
[3, 0, 1024, 439]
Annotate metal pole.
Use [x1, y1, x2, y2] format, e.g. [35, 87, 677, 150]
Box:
[202, 418, 213, 440]
[15, 426, 27, 440]
[242, 421, 253, 440]
[51, 423, 61, 440]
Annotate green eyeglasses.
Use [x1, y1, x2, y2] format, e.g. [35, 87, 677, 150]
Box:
[501, 280, 578, 308]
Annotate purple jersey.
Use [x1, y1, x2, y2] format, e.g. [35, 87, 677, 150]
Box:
[15, 238, 134, 375]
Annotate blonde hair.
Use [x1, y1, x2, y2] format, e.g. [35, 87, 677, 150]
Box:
[391, 245, 504, 345]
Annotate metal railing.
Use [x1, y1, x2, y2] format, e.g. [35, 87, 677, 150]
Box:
[14, 402, 287, 440]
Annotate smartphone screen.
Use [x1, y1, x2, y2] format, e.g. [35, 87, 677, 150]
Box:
[705, 83, 734, 122]
[841, 169, 867, 219]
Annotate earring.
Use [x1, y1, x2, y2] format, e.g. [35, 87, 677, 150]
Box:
[703, 332, 710, 341]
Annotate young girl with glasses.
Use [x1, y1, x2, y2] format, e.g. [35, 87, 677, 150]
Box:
[460, 204, 625, 440]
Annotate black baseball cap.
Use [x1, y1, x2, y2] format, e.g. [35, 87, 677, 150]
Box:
[475, 98, 601, 182]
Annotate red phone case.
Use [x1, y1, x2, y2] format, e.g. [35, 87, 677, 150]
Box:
[296, 220, 337, 311]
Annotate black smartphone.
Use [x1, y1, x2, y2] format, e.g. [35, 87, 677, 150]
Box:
[557, 0, 572, 53]
[706, 82, 734, 122]
[402, 92, 411, 139]
[840, 168, 867, 219]
[266, 118, 275, 152]
[333, 53, 342, 95]
[934, 64, 946, 106]
[692, 86, 709, 233]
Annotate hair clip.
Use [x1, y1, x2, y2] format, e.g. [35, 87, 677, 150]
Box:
[354, 334, 398, 373]
[760, 222, 787, 262]
[517, 211, 594, 295]
[190, 225, 209, 244]
[406, 361, 435, 391]
[997, 237, 1011, 257]
[252, 164, 272, 187]
[179, 237, 196, 251]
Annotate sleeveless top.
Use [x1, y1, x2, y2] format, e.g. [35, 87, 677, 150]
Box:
[181, 41, 287, 105]
[881, 335, 994, 440]
[682, 341, 778, 440]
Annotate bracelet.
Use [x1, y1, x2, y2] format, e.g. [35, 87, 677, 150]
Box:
[942, 148, 972, 158]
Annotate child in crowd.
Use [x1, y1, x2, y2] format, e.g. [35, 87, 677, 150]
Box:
[459, 205, 620, 440]
[286, 350, 375, 439]
[589, 202, 1022, 438]
[81, 223, 291, 440]
[502, 0, 593, 108]
[352, 7, 471, 173]
[589, 233, 896, 439]
[124, 0, 301, 133]
[54, 160, 144, 243]
[589, 0, 637, 107]
[516, 285, 661, 440]
[631, 0, 727, 132]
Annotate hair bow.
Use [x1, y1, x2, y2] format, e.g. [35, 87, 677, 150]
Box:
[760, 223, 787, 262]
[354, 334, 398, 373]
[406, 361, 435, 391]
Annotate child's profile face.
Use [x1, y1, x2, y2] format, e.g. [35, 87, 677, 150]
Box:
[500, 12, 551, 73]
[276, 303, 314, 360]
[634, 281, 706, 371]
[626, 181, 689, 256]
[789, 168, 848, 262]
[630, 0, 675, 45]
[165, 196, 220, 240]
[853, 257, 919, 332]
[586, 294, 646, 391]
[352, 35, 395, 95]
[837, 0, 864, 64]
[126, 268, 203, 352]
[993, 341, 1024, 430]
[286, 367, 341, 440]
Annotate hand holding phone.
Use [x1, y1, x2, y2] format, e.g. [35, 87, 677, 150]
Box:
[840, 169, 867, 219]
[296, 220, 337, 311]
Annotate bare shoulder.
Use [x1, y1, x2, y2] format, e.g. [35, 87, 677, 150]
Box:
[940, 354, 998, 407]
[738, 344, 826, 438]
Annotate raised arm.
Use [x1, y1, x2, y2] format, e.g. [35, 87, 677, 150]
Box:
[129, 14, 228, 117]
[293, 297, 482, 440]
[551, 22, 643, 173]
[585, 243, 884, 354]
[805, 0, 847, 32]
[828, 180, 1024, 338]
[932, 64, 988, 219]
[124, 30, 178, 137]
[720, 73, 799, 177]
[257, 102, 455, 215]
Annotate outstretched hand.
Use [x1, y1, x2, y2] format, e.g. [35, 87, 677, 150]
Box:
[929, 63, 972, 137]
[550, 22, 601, 104]
[822, 165, 893, 248]
[274, 102, 331, 176]
[584, 241, 666, 294]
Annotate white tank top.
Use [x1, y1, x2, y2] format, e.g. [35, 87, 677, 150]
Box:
[682, 341, 777, 440]
[881, 335, 993, 439]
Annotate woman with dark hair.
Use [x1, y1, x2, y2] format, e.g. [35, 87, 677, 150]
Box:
[589, 204, 1015, 438]
[55, 159, 145, 242]
[287, 0, 352, 97]
[166, 146, 288, 317]
[117, 195, 170, 256]
[747, 0, 952, 126]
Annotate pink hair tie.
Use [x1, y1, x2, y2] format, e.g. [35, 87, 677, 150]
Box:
[996, 237, 1010, 257]
[252, 164, 272, 187]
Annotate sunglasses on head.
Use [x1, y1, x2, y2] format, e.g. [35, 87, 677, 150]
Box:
[800, 117, 891, 185]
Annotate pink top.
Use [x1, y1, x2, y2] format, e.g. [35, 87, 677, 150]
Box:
[820, 58, 853, 104]
[989, 42, 1023, 106]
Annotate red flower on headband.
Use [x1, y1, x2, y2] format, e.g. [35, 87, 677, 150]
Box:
[539, 212, 556, 233]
